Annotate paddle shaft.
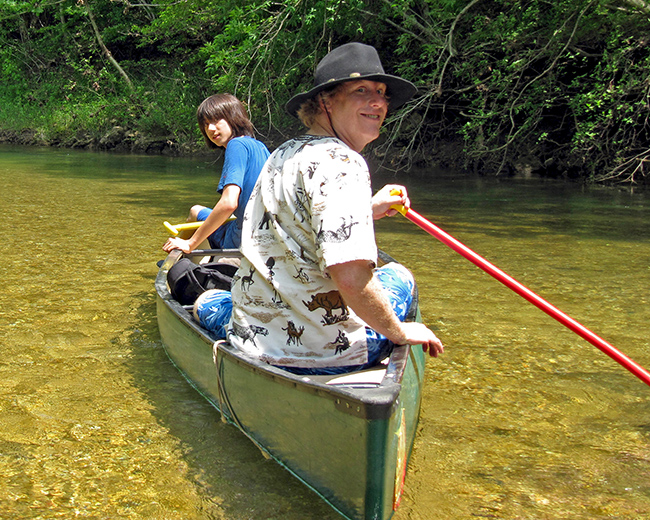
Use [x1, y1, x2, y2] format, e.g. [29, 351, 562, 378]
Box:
[392, 204, 650, 387]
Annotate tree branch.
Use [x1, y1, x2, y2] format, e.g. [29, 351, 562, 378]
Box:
[618, 0, 650, 14]
[82, 0, 135, 93]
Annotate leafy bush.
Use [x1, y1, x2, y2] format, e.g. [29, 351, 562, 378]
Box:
[1, 0, 649, 182]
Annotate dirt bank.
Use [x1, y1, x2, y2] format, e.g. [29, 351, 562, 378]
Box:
[0, 127, 195, 156]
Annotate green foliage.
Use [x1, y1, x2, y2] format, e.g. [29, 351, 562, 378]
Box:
[196, 0, 371, 139]
[0, 0, 649, 182]
[369, 0, 650, 182]
[567, 27, 650, 182]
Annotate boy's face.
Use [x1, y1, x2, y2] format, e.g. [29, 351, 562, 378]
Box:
[206, 119, 233, 148]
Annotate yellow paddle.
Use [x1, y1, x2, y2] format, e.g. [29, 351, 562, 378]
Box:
[163, 216, 236, 236]
[163, 221, 201, 236]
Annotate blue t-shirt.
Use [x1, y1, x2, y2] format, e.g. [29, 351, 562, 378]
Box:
[211, 136, 270, 248]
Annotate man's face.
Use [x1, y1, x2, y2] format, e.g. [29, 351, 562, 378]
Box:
[325, 80, 389, 152]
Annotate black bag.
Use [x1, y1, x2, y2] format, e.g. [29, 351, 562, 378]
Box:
[167, 258, 238, 305]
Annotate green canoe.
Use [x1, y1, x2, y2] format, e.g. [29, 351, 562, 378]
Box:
[155, 248, 427, 520]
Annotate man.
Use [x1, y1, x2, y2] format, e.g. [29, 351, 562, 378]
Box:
[201, 43, 444, 374]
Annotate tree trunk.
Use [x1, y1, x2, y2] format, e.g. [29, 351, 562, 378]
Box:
[82, 0, 135, 93]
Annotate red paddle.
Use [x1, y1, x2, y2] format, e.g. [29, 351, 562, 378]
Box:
[390, 199, 650, 388]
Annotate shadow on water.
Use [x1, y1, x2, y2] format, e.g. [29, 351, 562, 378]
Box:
[373, 170, 650, 244]
[0, 144, 226, 222]
[125, 293, 340, 520]
[0, 144, 222, 181]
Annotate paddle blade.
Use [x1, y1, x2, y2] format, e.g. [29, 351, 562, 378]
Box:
[163, 221, 180, 236]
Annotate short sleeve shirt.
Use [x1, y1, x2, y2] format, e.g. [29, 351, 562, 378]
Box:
[229, 136, 378, 368]
[217, 136, 270, 248]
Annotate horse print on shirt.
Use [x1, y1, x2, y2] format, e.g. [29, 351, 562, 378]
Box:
[259, 211, 273, 230]
[229, 321, 269, 346]
[240, 266, 255, 292]
[282, 320, 305, 346]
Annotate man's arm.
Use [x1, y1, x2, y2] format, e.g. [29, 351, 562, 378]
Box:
[328, 260, 444, 357]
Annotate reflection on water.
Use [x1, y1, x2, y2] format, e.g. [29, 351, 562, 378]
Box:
[1, 144, 650, 519]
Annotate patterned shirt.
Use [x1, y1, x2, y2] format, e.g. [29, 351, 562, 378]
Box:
[228, 136, 378, 368]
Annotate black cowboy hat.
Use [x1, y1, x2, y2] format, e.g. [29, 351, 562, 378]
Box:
[285, 42, 417, 118]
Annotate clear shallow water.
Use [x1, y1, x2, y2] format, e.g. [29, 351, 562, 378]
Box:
[1, 144, 650, 519]
[374, 174, 650, 519]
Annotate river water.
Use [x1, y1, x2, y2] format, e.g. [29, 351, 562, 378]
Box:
[1, 144, 649, 519]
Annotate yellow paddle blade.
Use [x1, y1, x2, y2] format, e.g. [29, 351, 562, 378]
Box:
[163, 221, 202, 236]
[163, 216, 237, 236]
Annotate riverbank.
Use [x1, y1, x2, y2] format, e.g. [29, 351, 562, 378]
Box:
[0, 127, 196, 156]
[3, 1, 649, 184]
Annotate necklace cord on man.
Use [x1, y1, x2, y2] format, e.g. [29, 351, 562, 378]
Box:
[322, 93, 343, 142]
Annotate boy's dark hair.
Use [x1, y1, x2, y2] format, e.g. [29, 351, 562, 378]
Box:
[197, 94, 255, 148]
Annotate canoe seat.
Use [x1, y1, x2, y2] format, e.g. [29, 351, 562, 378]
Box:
[302, 365, 387, 387]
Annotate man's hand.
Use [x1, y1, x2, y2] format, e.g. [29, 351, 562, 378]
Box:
[398, 322, 445, 357]
[371, 184, 410, 219]
[328, 260, 444, 358]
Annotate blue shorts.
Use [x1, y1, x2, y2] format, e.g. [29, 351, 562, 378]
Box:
[194, 263, 415, 375]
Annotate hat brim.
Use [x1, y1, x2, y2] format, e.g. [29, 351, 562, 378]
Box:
[285, 73, 417, 118]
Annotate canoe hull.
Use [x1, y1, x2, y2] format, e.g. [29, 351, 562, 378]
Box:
[155, 250, 426, 520]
